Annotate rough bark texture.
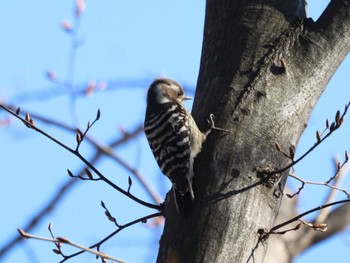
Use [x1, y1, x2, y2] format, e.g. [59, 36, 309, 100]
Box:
[157, 1, 350, 262]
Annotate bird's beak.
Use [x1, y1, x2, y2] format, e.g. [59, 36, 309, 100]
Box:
[183, 96, 192, 101]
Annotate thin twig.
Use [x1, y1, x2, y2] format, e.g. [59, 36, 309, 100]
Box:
[4, 103, 163, 204]
[60, 212, 163, 262]
[288, 171, 350, 198]
[293, 158, 350, 249]
[0, 179, 78, 258]
[268, 199, 350, 234]
[272, 102, 350, 175]
[17, 229, 127, 263]
[317, 157, 350, 223]
[0, 104, 161, 210]
[0, 116, 161, 259]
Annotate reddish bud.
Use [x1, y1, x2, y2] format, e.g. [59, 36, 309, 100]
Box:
[24, 113, 32, 127]
[75, 0, 86, 16]
[313, 223, 328, 232]
[337, 116, 344, 127]
[25, 113, 30, 122]
[76, 129, 83, 144]
[76, 133, 81, 144]
[84, 81, 96, 96]
[316, 130, 321, 142]
[61, 20, 72, 32]
[335, 110, 340, 124]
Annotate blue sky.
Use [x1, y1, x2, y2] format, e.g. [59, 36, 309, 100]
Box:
[0, 1, 349, 263]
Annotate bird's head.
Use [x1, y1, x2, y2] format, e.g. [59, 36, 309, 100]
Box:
[147, 78, 191, 105]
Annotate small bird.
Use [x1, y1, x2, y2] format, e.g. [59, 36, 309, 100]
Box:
[144, 78, 213, 209]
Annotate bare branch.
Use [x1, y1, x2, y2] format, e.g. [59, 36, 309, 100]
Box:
[273, 102, 350, 175]
[0, 116, 159, 259]
[75, 108, 101, 151]
[101, 201, 119, 227]
[3, 103, 163, 204]
[311, 200, 350, 245]
[314, 0, 350, 61]
[17, 228, 127, 263]
[266, 223, 301, 236]
[317, 157, 350, 222]
[288, 170, 350, 198]
[0, 103, 161, 210]
[268, 199, 350, 234]
[60, 212, 163, 262]
[298, 219, 328, 232]
[288, 158, 350, 255]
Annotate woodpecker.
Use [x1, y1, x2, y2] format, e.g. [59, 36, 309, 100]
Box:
[144, 78, 212, 205]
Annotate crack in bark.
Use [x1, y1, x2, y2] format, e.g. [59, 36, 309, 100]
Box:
[231, 18, 309, 120]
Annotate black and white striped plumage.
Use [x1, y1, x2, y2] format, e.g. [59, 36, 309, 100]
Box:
[144, 78, 208, 200]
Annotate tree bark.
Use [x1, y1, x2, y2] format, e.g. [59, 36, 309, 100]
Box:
[157, 1, 350, 262]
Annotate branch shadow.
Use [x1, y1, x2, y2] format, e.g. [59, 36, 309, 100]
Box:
[204, 174, 275, 263]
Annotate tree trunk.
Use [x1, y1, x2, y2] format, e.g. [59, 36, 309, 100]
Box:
[157, 1, 350, 262]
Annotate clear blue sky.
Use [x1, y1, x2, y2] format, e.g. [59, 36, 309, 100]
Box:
[0, 1, 349, 262]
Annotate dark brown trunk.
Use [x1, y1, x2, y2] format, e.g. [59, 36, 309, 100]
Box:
[157, 1, 350, 262]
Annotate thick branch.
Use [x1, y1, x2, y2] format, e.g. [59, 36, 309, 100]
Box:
[315, 0, 350, 55]
[290, 0, 350, 104]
